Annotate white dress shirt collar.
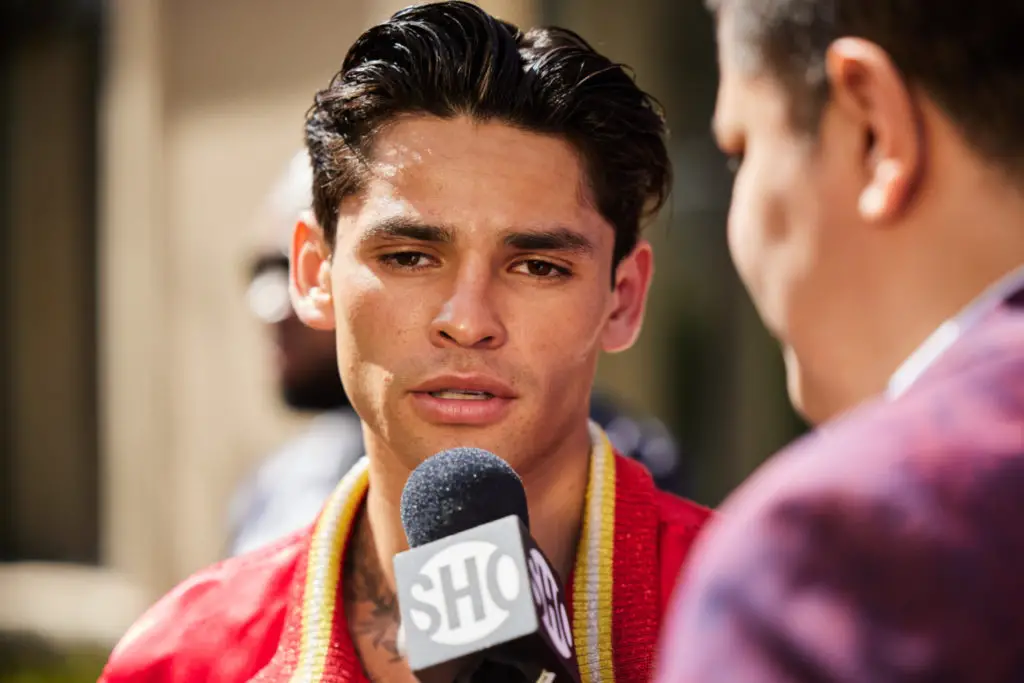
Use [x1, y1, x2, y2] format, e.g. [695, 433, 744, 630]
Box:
[886, 263, 1024, 400]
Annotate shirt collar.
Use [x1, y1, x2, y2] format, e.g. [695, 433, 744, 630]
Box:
[886, 263, 1024, 400]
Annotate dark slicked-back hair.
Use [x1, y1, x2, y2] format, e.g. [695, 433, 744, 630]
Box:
[305, 0, 671, 269]
[709, 0, 1024, 178]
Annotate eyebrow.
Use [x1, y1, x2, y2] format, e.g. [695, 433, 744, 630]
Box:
[363, 218, 594, 255]
[362, 216, 456, 244]
[503, 228, 594, 255]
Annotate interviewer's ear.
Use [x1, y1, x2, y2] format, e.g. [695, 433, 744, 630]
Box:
[826, 37, 924, 223]
[289, 210, 335, 330]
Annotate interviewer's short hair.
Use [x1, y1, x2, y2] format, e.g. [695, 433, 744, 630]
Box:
[708, 0, 1024, 179]
[305, 0, 671, 269]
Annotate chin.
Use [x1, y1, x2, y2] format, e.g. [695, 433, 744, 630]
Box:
[424, 427, 509, 454]
[783, 347, 837, 426]
[786, 372, 813, 423]
[385, 420, 510, 464]
[782, 349, 806, 411]
[419, 425, 549, 476]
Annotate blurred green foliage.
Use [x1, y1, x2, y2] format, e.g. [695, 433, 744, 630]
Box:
[0, 632, 107, 683]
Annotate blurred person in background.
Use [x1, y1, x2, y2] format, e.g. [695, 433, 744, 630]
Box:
[229, 150, 364, 557]
[591, 390, 690, 494]
[227, 152, 691, 558]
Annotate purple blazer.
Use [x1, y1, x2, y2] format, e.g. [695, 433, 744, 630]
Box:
[655, 287, 1024, 683]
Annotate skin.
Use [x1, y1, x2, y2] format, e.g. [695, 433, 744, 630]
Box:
[713, 9, 1024, 425]
[272, 311, 343, 408]
[290, 114, 654, 681]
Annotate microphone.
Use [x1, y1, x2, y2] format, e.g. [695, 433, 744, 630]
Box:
[393, 447, 581, 683]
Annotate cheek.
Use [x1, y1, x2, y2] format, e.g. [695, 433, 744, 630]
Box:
[330, 266, 431, 387]
[526, 294, 610, 410]
[525, 287, 607, 355]
[726, 148, 821, 333]
[725, 171, 759, 290]
[726, 159, 786, 300]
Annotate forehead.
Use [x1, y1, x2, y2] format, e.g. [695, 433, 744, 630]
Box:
[712, 45, 793, 143]
[711, 10, 802, 142]
[338, 115, 611, 242]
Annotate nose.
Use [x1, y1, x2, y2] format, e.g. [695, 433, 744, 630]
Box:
[430, 265, 507, 350]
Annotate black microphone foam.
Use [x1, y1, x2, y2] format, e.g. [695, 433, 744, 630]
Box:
[395, 447, 580, 682]
[400, 447, 529, 549]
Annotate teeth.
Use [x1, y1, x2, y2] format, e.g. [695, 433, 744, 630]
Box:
[430, 390, 493, 400]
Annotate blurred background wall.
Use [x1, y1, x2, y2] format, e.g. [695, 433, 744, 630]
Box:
[0, 0, 803, 672]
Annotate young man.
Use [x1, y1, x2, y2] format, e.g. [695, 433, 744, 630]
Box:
[231, 149, 690, 560]
[656, 1, 1024, 681]
[100, 3, 710, 682]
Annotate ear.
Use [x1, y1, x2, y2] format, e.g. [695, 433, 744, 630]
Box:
[601, 240, 654, 353]
[289, 210, 335, 330]
[825, 38, 924, 224]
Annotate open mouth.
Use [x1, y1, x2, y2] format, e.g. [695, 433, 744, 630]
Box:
[410, 377, 513, 425]
[428, 390, 495, 400]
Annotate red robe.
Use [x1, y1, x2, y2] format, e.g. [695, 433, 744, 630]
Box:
[101, 427, 710, 683]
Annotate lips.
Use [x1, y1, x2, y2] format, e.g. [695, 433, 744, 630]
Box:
[410, 375, 516, 400]
[408, 374, 516, 426]
[427, 389, 493, 400]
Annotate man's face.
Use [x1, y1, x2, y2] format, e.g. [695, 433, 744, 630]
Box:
[272, 313, 346, 411]
[294, 115, 652, 472]
[712, 26, 874, 422]
[248, 259, 348, 411]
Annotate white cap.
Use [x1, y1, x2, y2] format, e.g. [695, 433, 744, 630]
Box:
[251, 148, 314, 258]
[247, 148, 314, 323]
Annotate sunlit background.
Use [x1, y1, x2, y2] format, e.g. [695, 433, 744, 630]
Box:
[0, 0, 803, 678]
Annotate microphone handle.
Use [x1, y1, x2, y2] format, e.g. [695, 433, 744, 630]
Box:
[463, 658, 559, 683]
[414, 654, 484, 683]
[462, 660, 535, 683]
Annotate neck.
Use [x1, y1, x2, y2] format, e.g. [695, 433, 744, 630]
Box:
[806, 183, 1024, 423]
[358, 419, 595, 597]
[343, 421, 594, 679]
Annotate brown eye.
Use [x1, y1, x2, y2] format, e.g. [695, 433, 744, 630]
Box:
[513, 259, 570, 279]
[380, 251, 433, 269]
[393, 253, 424, 267]
[526, 260, 555, 277]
